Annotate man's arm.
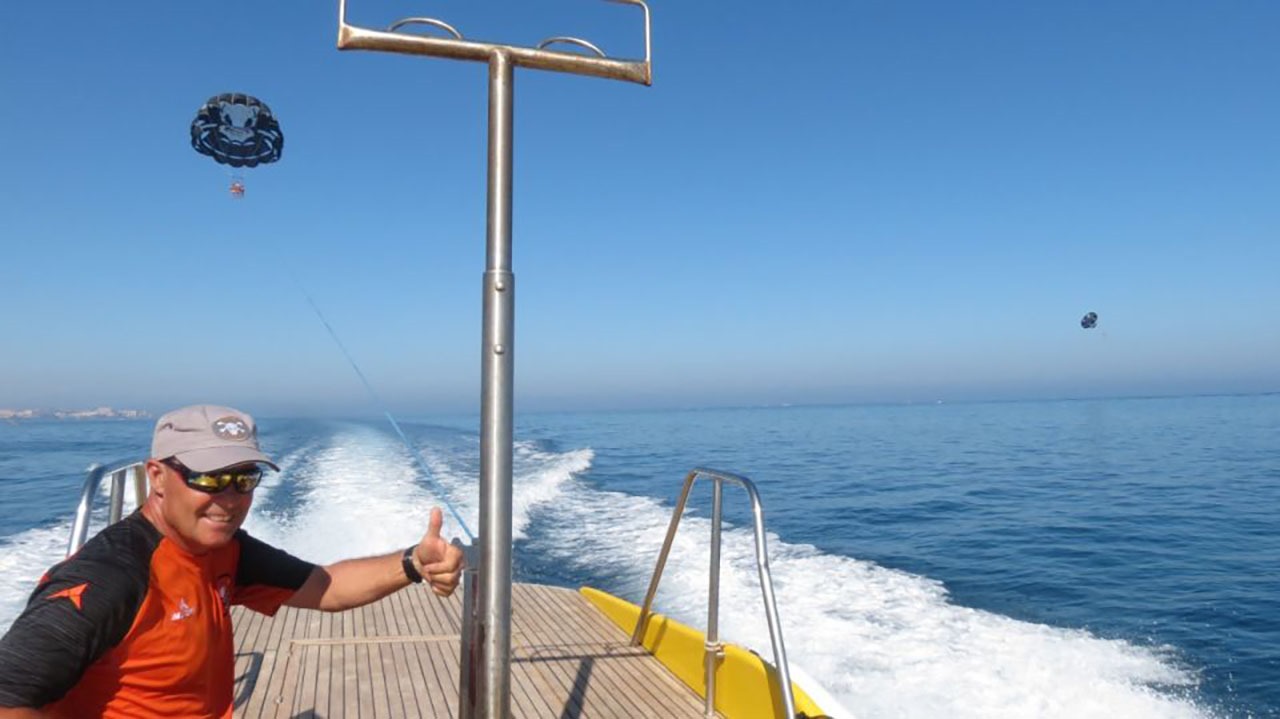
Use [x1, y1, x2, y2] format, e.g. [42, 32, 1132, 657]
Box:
[0, 708, 48, 718]
[0, 540, 150, 714]
[286, 507, 464, 612]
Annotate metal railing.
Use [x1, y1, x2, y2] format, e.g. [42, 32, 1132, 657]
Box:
[633, 468, 797, 719]
[68, 459, 148, 556]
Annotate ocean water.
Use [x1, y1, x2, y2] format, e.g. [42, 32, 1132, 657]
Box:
[1, 394, 1276, 718]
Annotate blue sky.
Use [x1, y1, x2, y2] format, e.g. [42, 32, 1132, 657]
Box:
[2, 1, 1277, 415]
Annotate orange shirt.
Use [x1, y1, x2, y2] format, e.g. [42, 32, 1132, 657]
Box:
[0, 512, 314, 717]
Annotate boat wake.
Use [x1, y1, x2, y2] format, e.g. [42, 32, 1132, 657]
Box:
[509, 453, 1214, 719]
[0, 522, 71, 634]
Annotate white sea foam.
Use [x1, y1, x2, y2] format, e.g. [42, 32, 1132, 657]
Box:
[511, 443, 592, 541]
[246, 441, 307, 513]
[0, 523, 72, 634]
[239, 430, 590, 564]
[409, 439, 591, 542]
[0, 472, 149, 634]
[243, 425, 463, 564]
[536, 469, 1213, 719]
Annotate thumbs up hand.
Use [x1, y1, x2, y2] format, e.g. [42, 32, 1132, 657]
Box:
[413, 507, 464, 597]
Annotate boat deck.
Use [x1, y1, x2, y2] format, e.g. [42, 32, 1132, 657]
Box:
[231, 581, 711, 718]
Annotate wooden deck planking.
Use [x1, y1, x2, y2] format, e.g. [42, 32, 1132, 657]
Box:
[340, 609, 358, 717]
[231, 582, 711, 718]
[391, 590, 441, 717]
[298, 608, 325, 718]
[514, 584, 696, 719]
[314, 611, 334, 718]
[516, 584, 637, 717]
[232, 607, 265, 713]
[514, 586, 611, 717]
[236, 597, 282, 718]
[378, 596, 413, 718]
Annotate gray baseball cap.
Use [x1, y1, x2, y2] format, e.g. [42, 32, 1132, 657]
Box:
[151, 404, 279, 472]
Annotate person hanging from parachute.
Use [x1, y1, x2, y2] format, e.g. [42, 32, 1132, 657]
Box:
[190, 93, 283, 199]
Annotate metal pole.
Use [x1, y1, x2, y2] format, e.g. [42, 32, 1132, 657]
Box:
[457, 544, 482, 719]
[632, 471, 697, 644]
[705, 478, 724, 717]
[334, 6, 651, 715]
[131, 464, 148, 509]
[478, 49, 515, 719]
[108, 469, 126, 524]
[69, 464, 107, 556]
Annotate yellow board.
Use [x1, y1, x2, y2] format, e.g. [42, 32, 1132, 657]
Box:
[580, 587, 826, 719]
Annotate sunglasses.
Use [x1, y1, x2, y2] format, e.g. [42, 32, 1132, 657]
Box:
[164, 459, 264, 495]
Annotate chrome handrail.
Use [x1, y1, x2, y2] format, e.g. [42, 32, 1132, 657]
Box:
[633, 468, 797, 719]
[68, 459, 148, 556]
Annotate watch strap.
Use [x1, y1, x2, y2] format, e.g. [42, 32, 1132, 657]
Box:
[401, 546, 424, 584]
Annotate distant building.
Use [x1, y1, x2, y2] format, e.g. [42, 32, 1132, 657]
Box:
[0, 407, 149, 420]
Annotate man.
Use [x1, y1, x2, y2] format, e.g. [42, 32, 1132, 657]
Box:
[0, 405, 465, 718]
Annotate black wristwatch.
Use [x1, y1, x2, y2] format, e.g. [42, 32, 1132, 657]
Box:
[402, 546, 424, 584]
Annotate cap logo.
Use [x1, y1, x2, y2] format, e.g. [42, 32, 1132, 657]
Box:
[212, 416, 251, 441]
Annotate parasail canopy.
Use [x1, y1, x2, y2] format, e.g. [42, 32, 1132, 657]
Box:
[190, 93, 284, 169]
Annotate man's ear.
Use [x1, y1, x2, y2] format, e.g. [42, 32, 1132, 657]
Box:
[144, 459, 167, 498]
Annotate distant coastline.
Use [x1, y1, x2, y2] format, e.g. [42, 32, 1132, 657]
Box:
[0, 407, 150, 421]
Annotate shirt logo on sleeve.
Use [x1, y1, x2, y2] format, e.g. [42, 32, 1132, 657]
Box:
[47, 583, 89, 611]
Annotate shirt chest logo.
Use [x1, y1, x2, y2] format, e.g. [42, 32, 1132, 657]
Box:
[216, 575, 234, 616]
[169, 597, 196, 622]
